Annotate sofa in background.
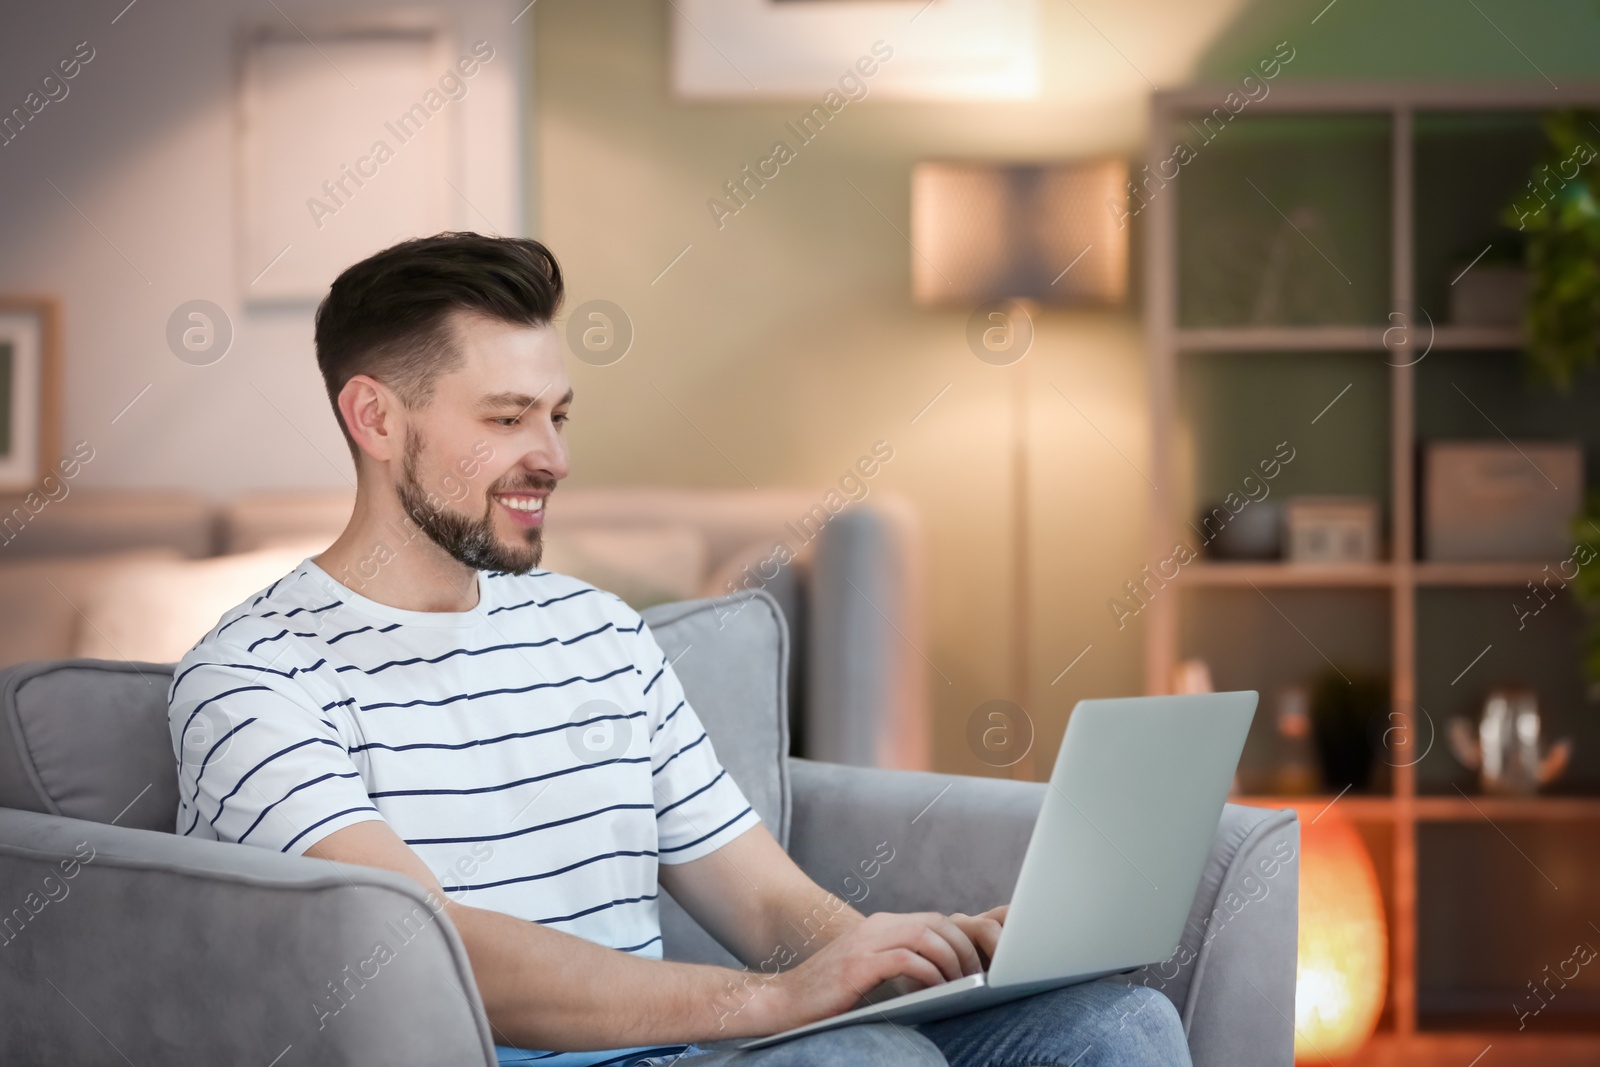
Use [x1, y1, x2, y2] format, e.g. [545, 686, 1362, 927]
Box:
[0, 487, 927, 769]
[0, 589, 1298, 1066]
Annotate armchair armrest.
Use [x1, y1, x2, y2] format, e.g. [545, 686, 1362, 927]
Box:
[787, 757, 1043, 915]
[786, 759, 1300, 1067]
[0, 807, 495, 1066]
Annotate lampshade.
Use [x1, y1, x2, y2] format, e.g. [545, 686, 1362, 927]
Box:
[1291, 803, 1388, 1063]
[909, 160, 1129, 306]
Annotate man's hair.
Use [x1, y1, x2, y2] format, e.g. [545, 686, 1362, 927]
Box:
[314, 232, 565, 458]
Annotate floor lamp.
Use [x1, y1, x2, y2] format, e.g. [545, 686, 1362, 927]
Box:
[910, 160, 1129, 779]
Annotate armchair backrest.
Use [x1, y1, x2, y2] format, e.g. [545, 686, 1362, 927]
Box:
[0, 590, 793, 849]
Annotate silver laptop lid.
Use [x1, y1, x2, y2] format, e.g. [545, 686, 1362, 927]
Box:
[986, 691, 1257, 988]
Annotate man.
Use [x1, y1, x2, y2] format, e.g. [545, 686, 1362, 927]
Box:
[169, 233, 1190, 1066]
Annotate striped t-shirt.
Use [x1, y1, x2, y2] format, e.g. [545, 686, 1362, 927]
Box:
[168, 557, 759, 1063]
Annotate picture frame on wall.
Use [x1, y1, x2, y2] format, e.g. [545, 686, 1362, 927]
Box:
[0, 297, 61, 493]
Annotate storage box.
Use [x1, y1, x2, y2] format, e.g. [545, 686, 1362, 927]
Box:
[1285, 496, 1380, 564]
[1423, 441, 1583, 562]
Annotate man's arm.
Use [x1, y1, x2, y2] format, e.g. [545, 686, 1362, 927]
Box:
[306, 820, 996, 1050]
[658, 823, 1007, 999]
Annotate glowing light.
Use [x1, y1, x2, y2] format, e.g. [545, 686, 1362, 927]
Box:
[1291, 803, 1387, 1063]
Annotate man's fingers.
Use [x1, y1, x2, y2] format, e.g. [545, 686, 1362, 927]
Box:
[914, 925, 966, 982]
[878, 948, 946, 991]
[927, 915, 984, 976]
[946, 913, 1002, 965]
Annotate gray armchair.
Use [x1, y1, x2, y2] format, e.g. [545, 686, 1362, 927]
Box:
[0, 589, 1297, 1066]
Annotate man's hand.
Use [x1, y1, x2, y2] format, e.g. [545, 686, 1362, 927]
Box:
[752, 906, 1008, 1033]
[949, 905, 1008, 968]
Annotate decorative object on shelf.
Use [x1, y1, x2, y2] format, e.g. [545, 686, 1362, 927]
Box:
[1200, 501, 1282, 560]
[1285, 496, 1379, 564]
[1447, 687, 1572, 796]
[1501, 109, 1600, 389]
[1309, 668, 1387, 793]
[0, 297, 60, 493]
[1447, 237, 1528, 328]
[1290, 802, 1387, 1064]
[1170, 657, 1214, 695]
[1422, 440, 1582, 561]
[1271, 686, 1320, 795]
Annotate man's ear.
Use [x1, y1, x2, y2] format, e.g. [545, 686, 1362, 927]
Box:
[338, 375, 404, 464]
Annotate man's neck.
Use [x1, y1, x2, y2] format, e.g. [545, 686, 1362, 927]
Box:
[313, 490, 481, 614]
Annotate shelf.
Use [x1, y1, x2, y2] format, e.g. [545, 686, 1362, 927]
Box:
[1353, 1032, 1600, 1067]
[1413, 795, 1600, 821]
[1184, 561, 1394, 587]
[1232, 794, 1600, 822]
[1151, 93, 1600, 1047]
[1176, 326, 1386, 351]
[1178, 561, 1559, 588]
[1173, 324, 1523, 353]
[1431, 325, 1524, 350]
[1414, 561, 1555, 586]
[1233, 794, 1398, 821]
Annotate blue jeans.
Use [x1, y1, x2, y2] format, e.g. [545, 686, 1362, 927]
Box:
[506, 976, 1191, 1066]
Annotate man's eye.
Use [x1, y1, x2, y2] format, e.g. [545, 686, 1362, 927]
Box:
[553, 412, 570, 425]
[492, 417, 521, 427]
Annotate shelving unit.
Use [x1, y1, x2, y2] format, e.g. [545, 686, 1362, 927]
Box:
[1144, 83, 1600, 1064]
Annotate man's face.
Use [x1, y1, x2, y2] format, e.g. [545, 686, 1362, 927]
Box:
[393, 311, 572, 575]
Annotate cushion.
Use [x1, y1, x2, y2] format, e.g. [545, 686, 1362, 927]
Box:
[0, 548, 185, 671]
[543, 525, 709, 610]
[0, 589, 792, 847]
[640, 591, 790, 966]
[68, 539, 333, 664]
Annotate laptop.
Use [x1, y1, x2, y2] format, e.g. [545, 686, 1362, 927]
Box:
[740, 691, 1258, 1049]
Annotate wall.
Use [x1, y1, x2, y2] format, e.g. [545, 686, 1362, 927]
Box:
[0, 0, 526, 493]
[534, 0, 1255, 775]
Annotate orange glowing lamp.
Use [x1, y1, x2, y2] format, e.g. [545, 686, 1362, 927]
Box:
[1291, 803, 1387, 1063]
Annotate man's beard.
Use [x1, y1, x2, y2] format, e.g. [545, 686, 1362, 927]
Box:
[395, 430, 550, 575]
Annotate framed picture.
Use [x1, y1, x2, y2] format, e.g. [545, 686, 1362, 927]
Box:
[0, 297, 61, 492]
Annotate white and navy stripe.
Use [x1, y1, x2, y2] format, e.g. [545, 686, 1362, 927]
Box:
[169, 558, 760, 969]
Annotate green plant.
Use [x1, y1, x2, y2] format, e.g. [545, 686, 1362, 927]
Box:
[1570, 498, 1600, 686]
[1503, 110, 1600, 390]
